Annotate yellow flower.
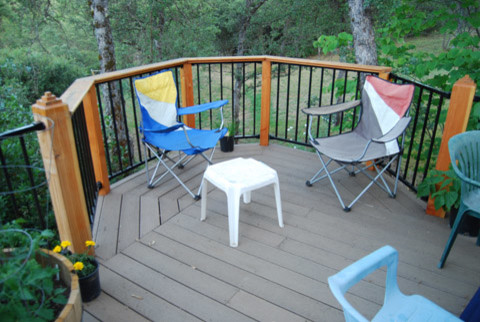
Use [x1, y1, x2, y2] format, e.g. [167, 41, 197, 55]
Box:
[53, 245, 62, 253]
[73, 262, 84, 271]
[85, 240, 96, 247]
[60, 241, 71, 249]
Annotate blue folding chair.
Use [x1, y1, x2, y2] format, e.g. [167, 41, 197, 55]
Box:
[438, 131, 480, 268]
[328, 245, 461, 321]
[134, 70, 228, 199]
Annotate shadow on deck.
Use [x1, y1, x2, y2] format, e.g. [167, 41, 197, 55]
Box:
[83, 144, 480, 322]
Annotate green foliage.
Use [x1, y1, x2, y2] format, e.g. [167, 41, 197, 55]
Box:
[248, 0, 347, 57]
[0, 48, 85, 107]
[0, 224, 65, 321]
[314, 32, 354, 62]
[0, 88, 54, 230]
[417, 168, 461, 212]
[313, 0, 480, 130]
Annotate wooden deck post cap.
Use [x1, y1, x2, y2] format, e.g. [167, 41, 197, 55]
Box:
[33, 92, 67, 110]
[457, 75, 474, 87]
[32, 92, 69, 117]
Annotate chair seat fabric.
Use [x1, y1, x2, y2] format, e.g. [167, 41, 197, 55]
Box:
[144, 126, 227, 155]
[312, 131, 398, 163]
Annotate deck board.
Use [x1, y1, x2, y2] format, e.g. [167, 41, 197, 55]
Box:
[86, 143, 480, 321]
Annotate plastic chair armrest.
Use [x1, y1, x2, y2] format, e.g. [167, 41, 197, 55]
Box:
[177, 100, 229, 115]
[328, 246, 400, 322]
[328, 246, 399, 322]
[372, 117, 411, 143]
[302, 100, 361, 116]
[450, 163, 480, 189]
[328, 278, 369, 322]
[330, 246, 398, 294]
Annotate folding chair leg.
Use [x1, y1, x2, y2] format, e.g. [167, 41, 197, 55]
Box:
[157, 155, 198, 199]
[307, 158, 348, 186]
[346, 158, 397, 210]
[317, 154, 348, 210]
[143, 142, 200, 199]
[195, 147, 216, 197]
[393, 155, 402, 197]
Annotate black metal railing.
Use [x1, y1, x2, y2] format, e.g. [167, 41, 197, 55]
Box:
[94, 66, 183, 181]
[389, 74, 451, 192]
[71, 103, 100, 224]
[0, 118, 52, 229]
[84, 60, 459, 196]
[267, 64, 452, 192]
[93, 62, 266, 182]
[269, 63, 367, 145]
[192, 62, 263, 139]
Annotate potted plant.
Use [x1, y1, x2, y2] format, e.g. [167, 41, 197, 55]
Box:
[0, 225, 81, 321]
[220, 122, 235, 152]
[53, 240, 101, 302]
[417, 168, 479, 236]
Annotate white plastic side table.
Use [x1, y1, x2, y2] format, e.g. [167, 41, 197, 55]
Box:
[200, 157, 284, 247]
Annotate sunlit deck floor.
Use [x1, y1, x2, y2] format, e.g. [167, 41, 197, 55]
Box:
[83, 143, 480, 322]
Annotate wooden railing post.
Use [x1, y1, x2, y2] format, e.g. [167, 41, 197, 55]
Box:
[180, 63, 196, 128]
[82, 85, 110, 195]
[378, 72, 390, 80]
[426, 75, 477, 217]
[260, 59, 272, 146]
[32, 92, 92, 253]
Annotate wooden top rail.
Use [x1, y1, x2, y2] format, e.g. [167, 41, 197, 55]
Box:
[60, 55, 392, 113]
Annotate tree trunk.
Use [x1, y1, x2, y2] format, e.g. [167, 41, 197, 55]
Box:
[90, 0, 129, 162]
[347, 0, 377, 66]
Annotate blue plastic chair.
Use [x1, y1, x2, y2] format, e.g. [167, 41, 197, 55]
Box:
[328, 245, 461, 321]
[134, 70, 228, 199]
[438, 131, 480, 268]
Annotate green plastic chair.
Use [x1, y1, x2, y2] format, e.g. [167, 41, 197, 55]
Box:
[438, 130, 480, 268]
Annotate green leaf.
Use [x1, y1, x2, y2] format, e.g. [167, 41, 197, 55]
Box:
[53, 295, 68, 305]
[434, 194, 445, 210]
[417, 182, 431, 197]
[445, 191, 458, 211]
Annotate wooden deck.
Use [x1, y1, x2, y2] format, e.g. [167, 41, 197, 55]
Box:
[83, 144, 480, 322]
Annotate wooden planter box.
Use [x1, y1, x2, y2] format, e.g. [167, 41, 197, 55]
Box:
[36, 249, 82, 322]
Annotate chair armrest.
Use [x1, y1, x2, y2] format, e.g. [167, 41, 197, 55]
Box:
[372, 117, 411, 143]
[450, 162, 480, 189]
[142, 123, 184, 133]
[328, 246, 399, 322]
[177, 100, 229, 115]
[301, 100, 361, 116]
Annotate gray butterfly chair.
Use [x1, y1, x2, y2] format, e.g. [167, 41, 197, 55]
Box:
[438, 130, 480, 268]
[302, 75, 415, 211]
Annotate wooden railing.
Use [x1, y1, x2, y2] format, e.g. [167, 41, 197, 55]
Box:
[31, 55, 475, 252]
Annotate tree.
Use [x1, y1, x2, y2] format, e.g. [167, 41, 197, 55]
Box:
[315, 0, 480, 130]
[347, 0, 377, 65]
[90, 0, 129, 161]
